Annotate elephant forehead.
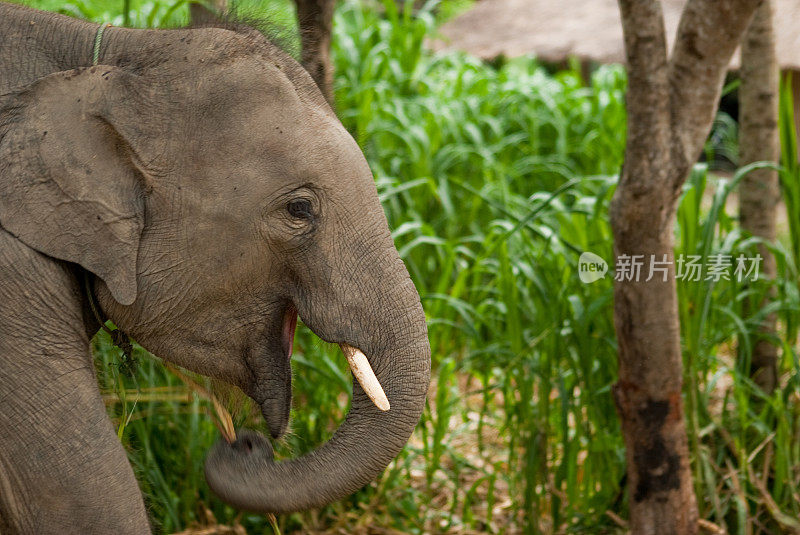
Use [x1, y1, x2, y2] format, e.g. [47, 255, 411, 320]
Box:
[148, 54, 373, 202]
[171, 65, 317, 153]
[247, 102, 367, 175]
[172, 56, 321, 126]
[187, 103, 368, 191]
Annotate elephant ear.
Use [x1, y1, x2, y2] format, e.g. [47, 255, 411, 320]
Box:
[0, 66, 151, 306]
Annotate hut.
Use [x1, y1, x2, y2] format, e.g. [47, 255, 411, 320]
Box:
[436, 0, 800, 137]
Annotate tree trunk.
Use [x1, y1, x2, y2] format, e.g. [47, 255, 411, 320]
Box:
[190, 0, 226, 25]
[294, 0, 335, 106]
[739, 0, 780, 393]
[612, 1, 760, 533]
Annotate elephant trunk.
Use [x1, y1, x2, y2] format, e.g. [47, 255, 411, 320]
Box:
[203, 276, 431, 513]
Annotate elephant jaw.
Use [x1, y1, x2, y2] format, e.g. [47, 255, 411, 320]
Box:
[254, 302, 389, 438]
[281, 304, 298, 360]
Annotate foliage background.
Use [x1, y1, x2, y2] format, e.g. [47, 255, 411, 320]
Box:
[15, 0, 800, 532]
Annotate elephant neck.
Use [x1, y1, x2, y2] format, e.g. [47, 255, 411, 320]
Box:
[0, 4, 170, 93]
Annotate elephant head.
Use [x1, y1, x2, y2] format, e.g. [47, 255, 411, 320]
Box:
[0, 28, 430, 513]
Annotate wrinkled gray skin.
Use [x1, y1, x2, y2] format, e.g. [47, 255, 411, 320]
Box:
[0, 4, 431, 533]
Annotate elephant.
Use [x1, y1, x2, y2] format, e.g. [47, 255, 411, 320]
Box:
[0, 3, 431, 533]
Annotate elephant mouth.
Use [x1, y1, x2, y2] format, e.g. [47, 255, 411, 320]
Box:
[253, 301, 390, 439]
[280, 301, 389, 412]
[245, 301, 297, 439]
[281, 303, 298, 360]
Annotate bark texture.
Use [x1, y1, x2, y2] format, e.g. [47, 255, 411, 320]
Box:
[294, 0, 335, 105]
[612, 0, 760, 533]
[189, 0, 226, 25]
[739, 0, 780, 393]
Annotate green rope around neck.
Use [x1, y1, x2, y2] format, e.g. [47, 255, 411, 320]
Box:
[83, 271, 137, 376]
[92, 23, 113, 66]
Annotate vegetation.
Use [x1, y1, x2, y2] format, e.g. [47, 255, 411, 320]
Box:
[19, 0, 800, 532]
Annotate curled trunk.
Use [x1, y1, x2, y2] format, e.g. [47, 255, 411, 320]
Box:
[205, 298, 430, 512]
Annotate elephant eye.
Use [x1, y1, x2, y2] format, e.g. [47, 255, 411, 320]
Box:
[287, 199, 313, 220]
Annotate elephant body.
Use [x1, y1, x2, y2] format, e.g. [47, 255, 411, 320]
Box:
[0, 4, 430, 534]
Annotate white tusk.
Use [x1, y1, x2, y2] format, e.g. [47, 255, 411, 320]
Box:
[340, 344, 390, 411]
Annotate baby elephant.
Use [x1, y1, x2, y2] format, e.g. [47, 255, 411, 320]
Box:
[0, 4, 430, 534]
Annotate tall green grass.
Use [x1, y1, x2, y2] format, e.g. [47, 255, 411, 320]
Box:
[21, 0, 800, 532]
[675, 161, 800, 534]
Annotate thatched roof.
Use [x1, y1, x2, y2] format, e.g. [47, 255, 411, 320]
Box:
[435, 0, 800, 70]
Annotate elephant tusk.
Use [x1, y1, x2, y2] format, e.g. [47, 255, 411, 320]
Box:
[340, 344, 390, 411]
